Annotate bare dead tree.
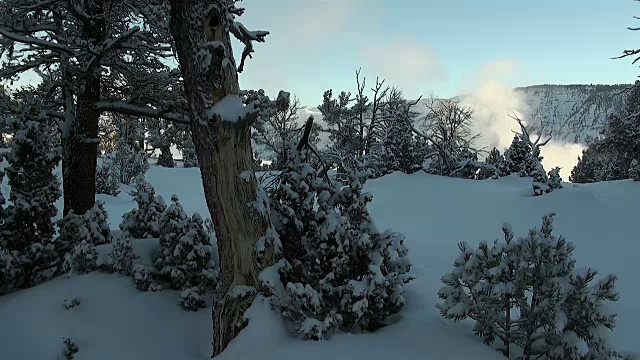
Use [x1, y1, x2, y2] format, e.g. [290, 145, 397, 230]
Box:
[168, 1, 292, 356]
[252, 95, 321, 169]
[320, 69, 390, 175]
[508, 113, 552, 156]
[413, 97, 482, 176]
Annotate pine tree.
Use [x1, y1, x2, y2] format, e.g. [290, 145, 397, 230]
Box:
[570, 83, 640, 183]
[479, 147, 506, 179]
[155, 195, 217, 294]
[95, 160, 121, 196]
[133, 264, 156, 291]
[0, 0, 185, 218]
[531, 162, 551, 196]
[180, 135, 199, 168]
[153, 195, 217, 309]
[108, 232, 138, 275]
[2, 103, 61, 289]
[120, 180, 166, 239]
[87, 201, 112, 245]
[504, 135, 531, 175]
[371, 92, 428, 176]
[63, 240, 99, 275]
[59, 201, 112, 250]
[548, 167, 563, 190]
[438, 224, 524, 356]
[155, 195, 189, 287]
[570, 149, 599, 184]
[271, 143, 413, 340]
[437, 213, 624, 359]
[57, 201, 110, 274]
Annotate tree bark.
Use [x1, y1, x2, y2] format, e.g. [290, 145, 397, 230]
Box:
[168, 1, 275, 356]
[62, 1, 105, 216]
[62, 82, 100, 216]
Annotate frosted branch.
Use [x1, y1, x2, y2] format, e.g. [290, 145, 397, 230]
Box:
[95, 101, 189, 124]
[0, 26, 73, 54]
[228, 20, 268, 73]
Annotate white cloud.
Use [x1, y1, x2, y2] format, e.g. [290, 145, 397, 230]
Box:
[459, 58, 583, 180]
[460, 59, 526, 151]
[541, 141, 585, 181]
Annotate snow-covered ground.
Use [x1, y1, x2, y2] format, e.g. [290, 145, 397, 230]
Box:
[1, 166, 638, 359]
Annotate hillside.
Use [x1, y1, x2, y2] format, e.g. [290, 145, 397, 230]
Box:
[515, 84, 630, 143]
[0, 166, 638, 359]
[294, 84, 630, 148]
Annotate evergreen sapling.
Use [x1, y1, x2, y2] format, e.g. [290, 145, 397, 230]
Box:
[270, 143, 413, 340]
[1, 107, 61, 289]
[437, 213, 625, 359]
[120, 180, 166, 239]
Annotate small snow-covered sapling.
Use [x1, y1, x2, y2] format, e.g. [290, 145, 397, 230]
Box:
[62, 337, 79, 360]
[179, 287, 207, 311]
[63, 298, 80, 310]
[133, 264, 155, 291]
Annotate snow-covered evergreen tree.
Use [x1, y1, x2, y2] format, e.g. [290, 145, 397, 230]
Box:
[108, 232, 138, 275]
[133, 264, 156, 291]
[57, 200, 111, 274]
[548, 167, 563, 190]
[87, 201, 112, 245]
[504, 135, 531, 175]
[570, 83, 640, 183]
[180, 134, 199, 168]
[154, 195, 217, 304]
[1, 105, 61, 289]
[520, 146, 552, 196]
[437, 213, 624, 359]
[270, 143, 413, 340]
[155, 195, 189, 286]
[570, 140, 621, 183]
[179, 287, 207, 311]
[95, 161, 121, 196]
[370, 90, 428, 176]
[629, 159, 640, 181]
[63, 240, 98, 274]
[59, 201, 112, 250]
[478, 147, 506, 179]
[120, 180, 166, 239]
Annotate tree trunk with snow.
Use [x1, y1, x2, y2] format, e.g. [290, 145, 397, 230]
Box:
[62, 1, 105, 216]
[168, 1, 274, 356]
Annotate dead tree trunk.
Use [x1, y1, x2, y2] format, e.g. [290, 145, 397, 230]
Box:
[168, 1, 275, 356]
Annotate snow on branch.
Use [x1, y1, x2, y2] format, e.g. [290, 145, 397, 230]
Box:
[0, 26, 73, 54]
[208, 94, 258, 125]
[95, 101, 190, 124]
[85, 27, 141, 73]
[227, 4, 268, 73]
[508, 113, 552, 148]
[0, 55, 58, 79]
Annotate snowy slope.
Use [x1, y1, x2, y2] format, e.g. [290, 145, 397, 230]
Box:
[0, 166, 638, 359]
[515, 84, 629, 143]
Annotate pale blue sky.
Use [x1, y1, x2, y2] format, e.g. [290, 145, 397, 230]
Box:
[234, 0, 640, 106]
